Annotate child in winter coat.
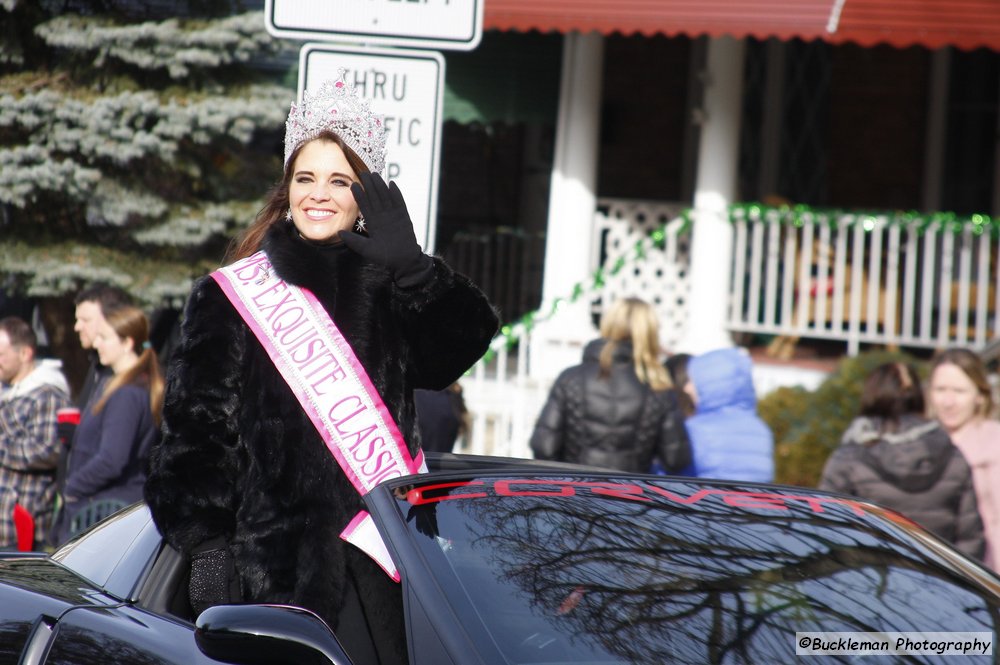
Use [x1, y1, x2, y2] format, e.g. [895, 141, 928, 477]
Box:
[678, 347, 774, 482]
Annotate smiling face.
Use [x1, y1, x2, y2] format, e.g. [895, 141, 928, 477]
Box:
[288, 139, 361, 243]
[928, 362, 987, 433]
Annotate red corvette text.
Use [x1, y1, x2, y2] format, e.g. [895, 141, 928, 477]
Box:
[405, 479, 869, 516]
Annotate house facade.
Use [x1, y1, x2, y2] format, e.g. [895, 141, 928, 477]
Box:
[438, 4, 1000, 358]
[435, 1, 1000, 456]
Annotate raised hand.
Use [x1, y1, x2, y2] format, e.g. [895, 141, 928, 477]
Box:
[340, 172, 433, 288]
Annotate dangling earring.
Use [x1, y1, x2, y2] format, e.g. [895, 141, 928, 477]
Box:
[285, 208, 292, 222]
[354, 214, 366, 233]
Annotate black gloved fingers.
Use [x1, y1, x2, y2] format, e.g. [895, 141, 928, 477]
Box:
[387, 180, 407, 209]
[361, 172, 393, 211]
[352, 173, 397, 227]
[355, 172, 376, 212]
[342, 172, 429, 286]
[350, 181, 373, 220]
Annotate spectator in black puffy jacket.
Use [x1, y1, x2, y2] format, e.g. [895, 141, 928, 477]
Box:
[819, 361, 984, 560]
[529, 297, 691, 473]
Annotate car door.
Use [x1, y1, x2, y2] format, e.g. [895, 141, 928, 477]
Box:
[0, 504, 221, 665]
[0, 554, 214, 665]
[0, 554, 92, 665]
[41, 602, 219, 665]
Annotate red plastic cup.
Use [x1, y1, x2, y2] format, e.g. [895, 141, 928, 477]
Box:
[57, 407, 81, 426]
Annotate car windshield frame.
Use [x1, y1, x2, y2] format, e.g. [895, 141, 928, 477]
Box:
[50, 502, 161, 602]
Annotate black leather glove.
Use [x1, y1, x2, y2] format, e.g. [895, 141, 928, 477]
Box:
[341, 172, 434, 288]
[189, 539, 241, 616]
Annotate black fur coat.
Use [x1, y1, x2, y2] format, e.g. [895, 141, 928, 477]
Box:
[144, 222, 498, 661]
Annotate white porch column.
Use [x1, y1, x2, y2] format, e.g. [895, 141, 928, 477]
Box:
[677, 36, 746, 354]
[528, 32, 605, 381]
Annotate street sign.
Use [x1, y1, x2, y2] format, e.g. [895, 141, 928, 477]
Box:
[299, 44, 445, 253]
[267, 0, 483, 51]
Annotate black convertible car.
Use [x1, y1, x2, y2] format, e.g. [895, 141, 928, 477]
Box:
[2, 453, 999, 664]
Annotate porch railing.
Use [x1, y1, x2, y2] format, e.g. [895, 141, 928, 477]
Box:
[728, 207, 1000, 355]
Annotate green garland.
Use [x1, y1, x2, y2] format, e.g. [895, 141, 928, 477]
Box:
[476, 202, 994, 365]
[731, 202, 996, 237]
[478, 220, 686, 365]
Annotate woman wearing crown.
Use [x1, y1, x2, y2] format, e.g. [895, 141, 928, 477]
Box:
[144, 74, 498, 664]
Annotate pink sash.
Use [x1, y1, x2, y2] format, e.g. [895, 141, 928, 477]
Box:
[211, 251, 426, 581]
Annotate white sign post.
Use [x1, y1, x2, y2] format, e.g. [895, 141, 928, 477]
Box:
[300, 44, 445, 253]
[266, 0, 483, 51]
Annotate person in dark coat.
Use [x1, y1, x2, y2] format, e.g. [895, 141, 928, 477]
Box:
[59, 305, 162, 542]
[414, 383, 468, 453]
[144, 73, 498, 665]
[529, 297, 691, 473]
[55, 284, 133, 504]
[664, 352, 695, 417]
[819, 361, 984, 560]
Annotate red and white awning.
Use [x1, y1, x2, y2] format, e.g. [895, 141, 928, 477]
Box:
[484, 0, 1000, 51]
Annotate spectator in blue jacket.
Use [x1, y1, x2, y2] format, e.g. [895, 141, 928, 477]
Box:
[680, 347, 774, 482]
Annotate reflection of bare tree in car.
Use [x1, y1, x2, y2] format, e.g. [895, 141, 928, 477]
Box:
[437, 478, 1000, 664]
[0, 559, 167, 664]
[46, 627, 166, 665]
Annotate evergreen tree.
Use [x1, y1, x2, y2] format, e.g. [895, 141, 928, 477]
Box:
[0, 0, 295, 386]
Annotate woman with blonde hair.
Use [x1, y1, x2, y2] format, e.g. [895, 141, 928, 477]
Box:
[928, 348, 1000, 567]
[529, 297, 691, 473]
[59, 305, 163, 541]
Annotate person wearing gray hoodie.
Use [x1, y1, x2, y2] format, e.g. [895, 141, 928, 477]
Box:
[819, 361, 984, 560]
[0, 316, 70, 550]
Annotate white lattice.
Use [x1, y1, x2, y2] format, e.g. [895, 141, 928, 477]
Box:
[592, 199, 692, 352]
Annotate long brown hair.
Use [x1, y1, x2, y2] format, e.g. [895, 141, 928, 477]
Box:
[92, 306, 165, 426]
[226, 130, 370, 263]
[858, 362, 924, 433]
[597, 297, 672, 390]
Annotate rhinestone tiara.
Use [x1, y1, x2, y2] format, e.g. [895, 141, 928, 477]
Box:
[284, 70, 387, 175]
